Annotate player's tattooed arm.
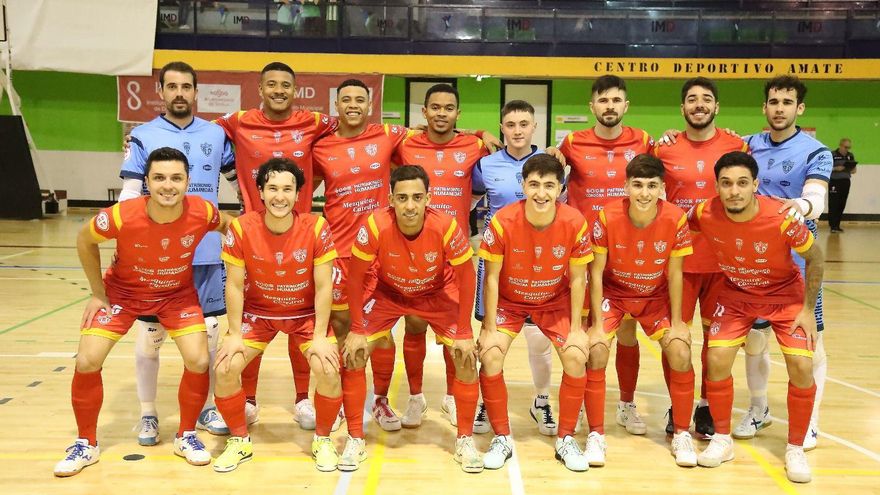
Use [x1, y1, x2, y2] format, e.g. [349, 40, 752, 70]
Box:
[76, 224, 111, 329]
[792, 242, 825, 350]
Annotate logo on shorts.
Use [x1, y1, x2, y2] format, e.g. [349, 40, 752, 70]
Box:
[436, 151, 445, 163]
[241, 322, 252, 335]
[180, 311, 199, 319]
[495, 314, 506, 324]
[593, 223, 603, 240]
[97, 315, 111, 325]
[552, 245, 565, 259]
[637, 240, 645, 254]
[95, 212, 110, 231]
[735, 238, 743, 251]
[332, 289, 342, 301]
[482, 228, 495, 246]
[624, 149, 636, 162]
[293, 249, 308, 263]
[161, 238, 170, 250]
[291, 130, 304, 144]
[180, 235, 195, 248]
[225, 230, 235, 247]
[754, 241, 768, 254]
[453, 152, 467, 164]
[365, 143, 378, 156]
[424, 251, 438, 263]
[654, 241, 667, 253]
[275, 252, 285, 265]
[201, 143, 212, 157]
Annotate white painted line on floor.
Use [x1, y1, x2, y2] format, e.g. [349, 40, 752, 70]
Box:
[0, 250, 33, 261]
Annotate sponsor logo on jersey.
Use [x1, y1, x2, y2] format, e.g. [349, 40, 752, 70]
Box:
[275, 252, 285, 265]
[434, 169, 445, 176]
[637, 240, 645, 254]
[293, 151, 304, 158]
[535, 246, 543, 258]
[347, 147, 356, 160]
[274, 131, 282, 143]
[159, 256, 170, 262]
[606, 151, 615, 162]
[294, 249, 308, 263]
[453, 170, 465, 177]
[533, 265, 542, 272]
[654, 259, 665, 264]
[696, 160, 705, 174]
[607, 169, 617, 178]
[584, 154, 596, 160]
[370, 162, 381, 170]
[552, 264, 564, 271]
[276, 270, 286, 276]
[95, 212, 110, 231]
[291, 130, 304, 143]
[180, 252, 192, 259]
[202, 164, 212, 171]
[695, 181, 707, 189]
[250, 134, 262, 140]
[436, 151, 444, 162]
[97, 315, 112, 325]
[634, 259, 645, 266]
[161, 238, 170, 250]
[351, 167, 361, 174]
[180, 235, 195, 248]
[735, 256, 746, 262]
[735, 238, 743, 251]
[755, 258, 768, 263]
[273, 151, 284, 158]
[297, 268, 308, 275]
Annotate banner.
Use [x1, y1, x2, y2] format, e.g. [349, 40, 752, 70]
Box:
[118, 71, 384, 123]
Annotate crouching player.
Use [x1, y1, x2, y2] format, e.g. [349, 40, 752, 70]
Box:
[477, 154, 594, 472]
[55, 147, 231, 477]
[342, 165, 483, 473]
[212, 158, 342, 472]
[585, 154, 697, 467]
[691, 151, 822, 483]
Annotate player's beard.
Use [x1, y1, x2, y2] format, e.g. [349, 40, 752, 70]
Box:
[167, 100, 192, 118]
[597, 112, 622, 128]
[684, 109, 715, 130]
[768, 115, 795, 132]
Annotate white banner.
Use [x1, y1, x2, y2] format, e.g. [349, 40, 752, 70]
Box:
[6, 0, 156, 75]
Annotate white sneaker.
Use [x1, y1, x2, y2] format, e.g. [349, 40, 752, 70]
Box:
[802, 420, 819, 451]
[483, 435, 513, 469]
[697, 434, 734, 468]
[574, 407, 585, 434]
[338, 435, 367, 472]
[441, 394, 458, 427]
[245, 402, 260, 425]
[372, 396, 402, 431]
[173, 430, 212, 466]
[454, 435, 484, 473]
[530, 397, 558, 436]
[137, 415, 159, 446]
[671, 431, 697, 467]
[473, 401, 491, 434]
[401, 393, 427, 428]
[585, 431, 606, 467]
[732, 405, 772, 439]
[331, 407, 345, 433]
[785, 444, 812, 483]
[294, 398, 317, 430]
[555, 435, 589, 472]
[54, 439, 99, 477]
[615, 401, 647, 435]
[197, 407, 230, 436]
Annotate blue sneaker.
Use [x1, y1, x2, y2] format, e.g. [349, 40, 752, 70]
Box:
[197, 407, 230, 435]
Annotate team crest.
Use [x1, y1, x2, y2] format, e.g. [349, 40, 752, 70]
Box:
[347, 147, 356, 160]
[95, 212, 109, 231]
[754, 241, 769, 254]
[241, 322, 252, 335]
[552, 245, 565, 259]
[593, 223, 603, 240]
[97, 315, 112, 325]
[291, 130, 304, 143]
[201, 143, 212, 157]
[606, 151, 615, 162]
[183, 142, 191, 155]
[483, 228, 495, 246]
[495, 314, 506, 325]
[453, 152, 467, 164]
[424, 251, 438, 263]
[180, 235, 195, 248]
[273, 131, 282, 143]
[293, 249, 307, 263]
[782, 160, 794, 174]
[365, 144, 378, 156]
[332, 289, 342, 301]
[357, 226, 369, 245]
[654, 240, 667, 253]
[696, 160, 705, 174]
[637, 240, 645, 253]
[271, 252, 282, 265]
[624, 149, 636, 162]
[436, 151, 445, 162]
[161, 238, 170, 250]
[735, 238, 743, 251]
[534, 246, 543, 258]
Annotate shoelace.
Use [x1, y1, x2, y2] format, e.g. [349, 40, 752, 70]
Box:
[672, 434, 693, 453]
[182, 434, 206, 450]
[375, 400, 395, 417]
[64, 443, 90, 461]
[136, 416, 158, 434]
[459, 438, 478, 458]
[705, 439, 729, 457]
[475, 405, 488, 422]
[489, 437, 512, 457]
[342, 438, 363, 458]
[536, 403, 555, 425]
[558, 438, 581, 457]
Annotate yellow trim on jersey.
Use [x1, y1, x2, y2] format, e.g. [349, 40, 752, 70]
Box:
[650, 327, 668, 341]
[351, 244, 375, 262]
[671, 246, 694, 257]
[598, 209, 608, 226]
[477, 248, 503, 263]
[435, 334, 455, 347]
[793, 233, 815, 254]
[695, 200, 708, 219]
[676, 213, 687, 229]
[81, 328, 124, 341]
[574, 222, 589, 243]
[314, 249, 338, 266]
[443, 219, 459, 246]
[89, 223, 109, 243]
[204, 201, 216, 225]
[314, 216, 327, 238]
[300, 335, 339, 353]
[221, 251, 245, 267]
[708, 336, 748, 348]
[592, 245, 609, 254]
[449, 248, 474, 266]
[367, 214, 380, 239]
[497, 326, 520, 339]
[111, 203, 123, 230]
[779, 345, 813, 358]
[168, 324, 207, 339]
[571, 253, 594, 265]
[231, 217, 243, 237]
[566, 132, 575, 146]
[489, 216, 504, 238]
[741, 142, 749, 152]
[244, 339, 269, 351]
[477, 138, 485, 150]
[641, 130, 651, 147]
[780, 216, 794, 234]
[331, 303, 350, 311]
[313, 112, 322, 126]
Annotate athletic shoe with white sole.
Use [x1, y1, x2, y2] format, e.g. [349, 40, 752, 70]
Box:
[245, 402, 260, 425]
[213, 436, 252, 473]
[441, 394, 458, 427]
[54, 439, 99, 477]
[338, 435, 366, 472]
[802, 421, 819, 451]
[555, 435, 589, 472]
[294, 398, 317, 430]
[197, 407, 230, 436]
[454, 436, 484, 473]
[785, 444, 812, 483]
[671, 431, 697, 467]
[530, 398, 558, 436]
[697, 433, 734, 468]
[372, 396, 402, 431]
[615, 401, 647, 435]
[473, 401, 491, 434]
[312, 435, 338, 472]
[137, 415, 159, 446]
[173, 430, 211, 466]
[401, 393, 427, 429]
[732, 405, 772, 439]
[483, 435, 513, 470]
[585, 431, 606, 467]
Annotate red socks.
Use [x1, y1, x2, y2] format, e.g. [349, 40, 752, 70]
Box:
[615, 343, 639, 403]
[669, 368, 696, 433]
[370, 344, 395, 397]
[287, 336, 312, 404]
[559, 371, 589, 437]
[241, 353, 261, 403]
[700, 336, 709, 400]
[582, 368, 605, 435]
[178, 368, 209, 435]
[215, 388, 248, 437]
[706, 376, 734, 435]
[787, 381, 817, 446]
[341, 367, 367, 438]
[453, 378, 479, 437]
[479, 371, 510, 436]
[442, 346, 456, 395]
[314, 392, 344, 437]
[71, 369, 103, 445]
[403, 332, 426, 395]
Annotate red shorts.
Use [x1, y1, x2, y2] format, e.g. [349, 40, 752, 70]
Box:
[81, 291, 205, 341]
[331, 257, 378, 312]
[682, 272, 726, 326]
[707, 297, 813, 357]
[241, 312, 335, 353]
[495, 305, 572, 348]
[359, 284, 466, 345]
[598, 297, 671, 342]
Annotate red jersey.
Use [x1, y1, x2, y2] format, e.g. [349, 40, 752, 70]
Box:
[655, 131, 749, 274]
[221, 211, 337, 318]
[313, 123, 411, 257]
[688, 195, 814, 304]
[351, 206, 473, 297]
[89, 195, 220, 300]
[478, 201, 593, 310]
[217, 109, 336, 214]
[560, 126, 654, 225]
[592, 198, 692, 300]
[392, 133, 490, 227]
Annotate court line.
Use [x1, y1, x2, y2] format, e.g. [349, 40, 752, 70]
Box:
[0, 295, 90, 336]
[822, 286, 880, 312]
[333, 383, 376, 495]
[738, 443, 800, 494]
[0, 452, 417, 463]
[0, 249, 33, 261]
[506, 425, 526, 495]
[766, 359, 880, 399]
[0, 277, 87, 281]
[363, 361, 405, 495]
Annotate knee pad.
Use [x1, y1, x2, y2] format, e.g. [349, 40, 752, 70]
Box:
[743, 328, 769, 356]
[136, 320, 166, 357]
[205, 316, 220, 351]
[522, 323, 552, 355]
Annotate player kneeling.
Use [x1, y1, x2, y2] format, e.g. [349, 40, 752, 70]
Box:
[342, 165, 483, 473]
[477, 154, 593, 472]
[212, 158, 342, 473]
[55, 148, 231, 477]
[585, 154, 697, 467]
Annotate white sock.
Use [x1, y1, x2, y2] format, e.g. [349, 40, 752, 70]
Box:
[203, 316, 220, 411]
[811, 333, 827, 427]
[135, 320, 166, 416]
[534, 394, 549, 407]
[698, 398, 708, 407]
[523, 323, 552, 397]
[744, 327, 771, 410]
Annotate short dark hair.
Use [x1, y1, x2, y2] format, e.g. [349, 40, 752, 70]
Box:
[256, 158, 305, 192]
[764, 75, 807, 104]
[145, 147, 189, 178]
[159, 61, 197, 88]
[501, 100, 535, 119]
[681, 77, 718, 103]
[522, 154, 564, 183]
[261, 62, 295, 79]
[337, 78, 369, 96]
[591, 75, 626, 97]
[390, 165, 430, 192]
[424, 83, 459, 107]
[714, 151, 759, 180]
[626, 154, 664, 180]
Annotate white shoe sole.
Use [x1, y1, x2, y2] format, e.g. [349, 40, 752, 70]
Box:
[54, 458, 99, 478]
[213, 453, 252, 473]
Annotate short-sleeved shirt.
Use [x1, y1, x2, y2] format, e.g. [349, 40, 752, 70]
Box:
[592, 198, 692, 300]
[478, 201, 593, 310]
[472, 146, 543, 219]
[688, 195, 814, 304]
[745, 128, 832, 200]
[89, 195, 220, 300]
[351, 206, 473, 297]
[655, 131, 748, 274]
[313, 123, 410, 257]
[221, 211, 337, 318]
[120, 116, 234, 266]
[217, 109, 336, 214]
[559, 126, 654, 224]
[392, 133, 490, 227]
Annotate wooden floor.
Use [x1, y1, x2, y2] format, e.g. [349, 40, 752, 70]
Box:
[1, 210, 879, 495]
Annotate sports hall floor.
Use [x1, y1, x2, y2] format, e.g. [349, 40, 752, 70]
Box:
[1, 210, 878, 495]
